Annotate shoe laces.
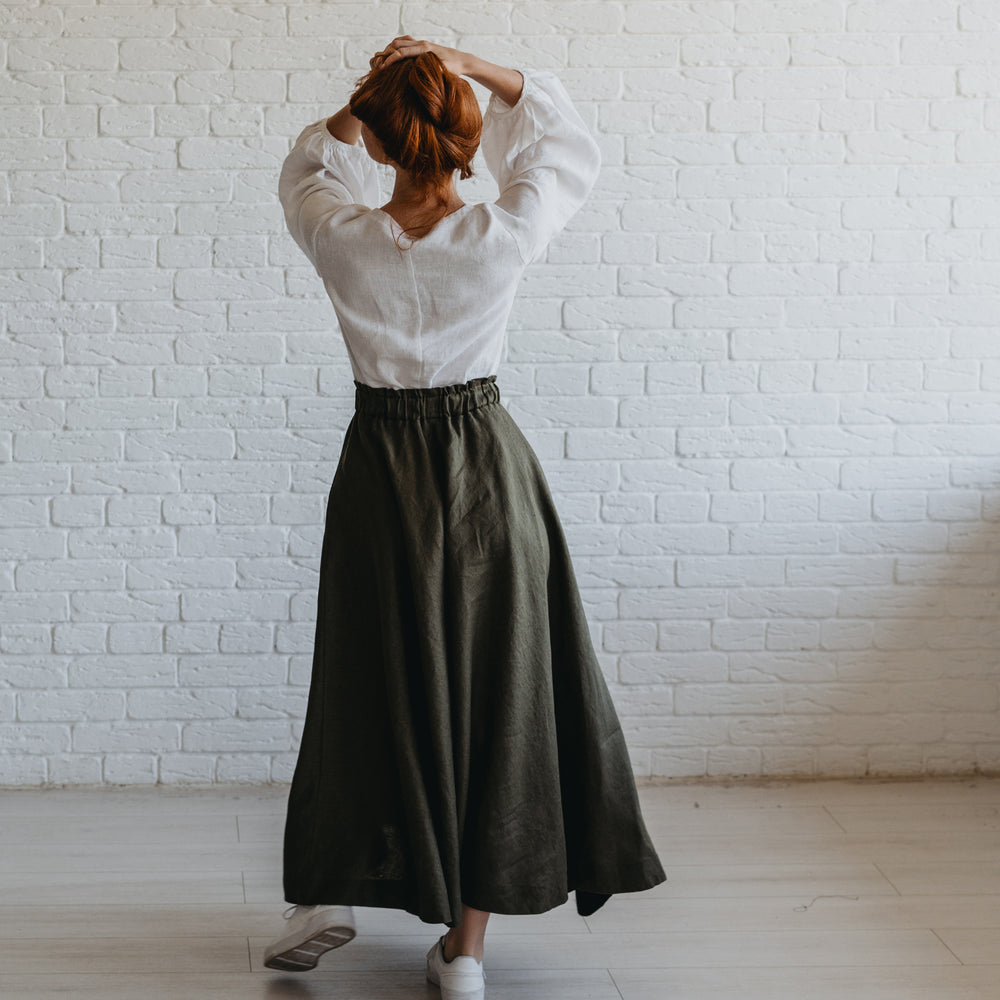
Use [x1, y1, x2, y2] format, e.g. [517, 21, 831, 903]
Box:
[282, 904, 303, 920]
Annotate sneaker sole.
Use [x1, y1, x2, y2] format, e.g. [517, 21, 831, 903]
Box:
[426, 974, 485, 1000]
[426, 968, 485, 995]
[264, 924, 356, 971]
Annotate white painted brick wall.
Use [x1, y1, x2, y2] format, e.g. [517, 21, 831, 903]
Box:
[2, 0, 999, 786]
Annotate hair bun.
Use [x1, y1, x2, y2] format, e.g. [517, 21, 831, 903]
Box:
[413, 63, 453, 130]
[349, 48, 482, 191]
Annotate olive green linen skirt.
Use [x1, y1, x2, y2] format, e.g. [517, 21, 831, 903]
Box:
[283, 374, 666, 928]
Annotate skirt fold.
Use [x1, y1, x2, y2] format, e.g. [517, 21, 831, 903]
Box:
[283, 375, 666, 927]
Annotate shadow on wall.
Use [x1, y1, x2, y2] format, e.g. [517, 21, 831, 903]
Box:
[725, 508, 1000, 779]
[610, 493, 1000, 782]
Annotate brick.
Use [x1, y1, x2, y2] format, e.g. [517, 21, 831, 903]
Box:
[791, 33, 897, 65]
[18, 691, 124, 723]
[620, 653, 728, 685]
[738, 2, 843, 32]
[677, 556, 784, 587]
[0, 72, 63, 106]
[128, 688, 235, 721]
[678, 684, 782, 715]
[736, 67, 844, 100]
[10, 39, 117, 72]
[104, 755, 158, 784]
[64, 7, 174, 37]
[65, 72, 176, 106]
[847, 2, 957, 32]
[178, 5, 287, 37]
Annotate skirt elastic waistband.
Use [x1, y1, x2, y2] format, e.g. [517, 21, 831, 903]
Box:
[354, 375, 500, 420]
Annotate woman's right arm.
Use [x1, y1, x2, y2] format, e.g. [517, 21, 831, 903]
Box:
[478, 68, 602, 266]
[461, 55, 524, 109]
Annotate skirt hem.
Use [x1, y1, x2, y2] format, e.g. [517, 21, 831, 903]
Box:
[284, 855, 666, 926]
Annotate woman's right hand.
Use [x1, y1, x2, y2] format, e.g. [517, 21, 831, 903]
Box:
[370, 36, 470, 77]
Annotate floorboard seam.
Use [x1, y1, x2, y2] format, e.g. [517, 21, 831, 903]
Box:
[929, 927, 965, 966]
[606, 967, 626, 1000]
[822, 805, 849, 834]
[871, 861, 902, 896]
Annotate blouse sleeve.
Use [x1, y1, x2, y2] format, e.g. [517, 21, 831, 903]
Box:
[479, 68, 602, 265]
[277, 119, 381, 268]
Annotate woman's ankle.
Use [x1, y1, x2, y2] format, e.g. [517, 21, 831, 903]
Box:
[442, 930, 484, 963]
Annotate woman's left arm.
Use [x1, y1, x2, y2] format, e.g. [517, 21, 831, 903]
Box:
[326, 104, 361, 144]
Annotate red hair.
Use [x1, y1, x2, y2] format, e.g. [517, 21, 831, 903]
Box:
[349, 51, 482, 249]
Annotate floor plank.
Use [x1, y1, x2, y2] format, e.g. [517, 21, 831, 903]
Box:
[0, 870, 245, 905]
[612, 861, 897, 898]
[877, 861, 1000, 895]
[0, 937, 251, 975]
[586, 894, 1000, 932]
[610, 966, 996, 1000]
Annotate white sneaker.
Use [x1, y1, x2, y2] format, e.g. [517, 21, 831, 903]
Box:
[425, 933, 486, 999]
[263, 904, 356, 971]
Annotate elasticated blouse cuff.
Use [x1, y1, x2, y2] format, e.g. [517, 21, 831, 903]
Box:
[485, 68, 536, 118]
[299, 117, 369, 156]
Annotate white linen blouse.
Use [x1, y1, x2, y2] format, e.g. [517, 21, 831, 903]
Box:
[277, 67, 602, 389]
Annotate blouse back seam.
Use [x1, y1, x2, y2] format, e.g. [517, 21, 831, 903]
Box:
[401, 234, 425, 381]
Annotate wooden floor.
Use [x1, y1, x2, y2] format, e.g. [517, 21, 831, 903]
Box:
[1, 777, 998, 999]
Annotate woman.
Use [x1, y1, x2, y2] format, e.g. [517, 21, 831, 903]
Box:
[263, 36, 666, 998]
